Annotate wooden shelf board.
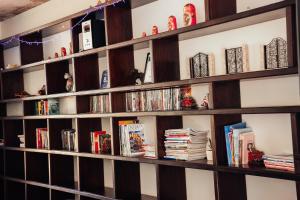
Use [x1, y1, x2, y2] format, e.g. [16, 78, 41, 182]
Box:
[217, 165, 299, 181]
[0, 0, 294, 73]
[0, 67, 297, 103]
[1, 105, 300, 120]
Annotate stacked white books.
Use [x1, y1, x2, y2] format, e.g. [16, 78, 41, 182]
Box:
[144, 144, 156, 159]
[164, 128, 208, 161]
[18, 135, 25, 148]
[263, 154, 294, 172]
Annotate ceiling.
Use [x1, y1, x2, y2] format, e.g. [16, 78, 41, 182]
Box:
[0, 0, 49, 21]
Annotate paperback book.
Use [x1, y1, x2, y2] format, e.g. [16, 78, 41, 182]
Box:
[90, 130, 111, 154]
[36, 128, 49, 149]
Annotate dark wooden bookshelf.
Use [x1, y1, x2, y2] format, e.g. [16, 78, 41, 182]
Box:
[0, 0, 299, 200]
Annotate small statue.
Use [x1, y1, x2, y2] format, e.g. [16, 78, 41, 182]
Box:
[180, 87, 198, 110]
[142, 32, 147, 37]
[152, 26, 159, 35]
[248, 145, 264, 167]
[168, 16, 177, 31]
[54, 52, 59, 58]
[128, 68, 144, 85]
[184, 3, 197, 26]
[200, 94, 209, 109]
[61, 47, 67, 57]
[38, 85, 46, 95]
[64, 73, 74, 92]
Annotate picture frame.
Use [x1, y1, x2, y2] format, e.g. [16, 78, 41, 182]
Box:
[143, 52, 154, 83]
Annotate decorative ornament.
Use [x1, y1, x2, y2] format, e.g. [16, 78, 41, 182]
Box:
[200, 94, 210, 109]
[100, 70, 109, 88]
[168, 16, 177, 31]
[224, 44, 249, 74]
[152, 26, 159, 35]
[184, 3, 197, 26]
[262, 37, 288, 69]
[64, 73, 74, 92]
[180, 87, 198, 110]
[248, 146, 264, 167]
[142, 32, 147, 37]
[69, 42, 73, 55]
[61, 47, 67, 57]
[54, 52, 59, 58]
[129, 68, 144, 85]
[38, 85, 46, 95]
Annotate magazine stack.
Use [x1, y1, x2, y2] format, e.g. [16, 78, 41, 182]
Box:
[119, 120, 146, 157]
[263, 154, 294, 172]
[164, 128, 208, 161]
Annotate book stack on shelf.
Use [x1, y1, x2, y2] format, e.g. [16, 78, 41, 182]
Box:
[90, 95, 110, 113]
[18, 135, 25, 148]
[126, 88, 181, 112]
[144, 144, 156, 159]
[35, 99, 60, 115]
[36, 128, 49, 149]
[90, 130, 111, 154]
[119, 120, 154, 158]
[61, 129, 76, 151]
[263, 154, 294, 172]
[224, 122, 255, 166]
[164, 128, 208, 161]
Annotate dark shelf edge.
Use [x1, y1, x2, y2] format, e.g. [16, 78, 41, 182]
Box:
[217, 165, 300, 181]
[0, 67, 297, 103]
[1, 105, 300, 120]
[0, 0, 295, 73]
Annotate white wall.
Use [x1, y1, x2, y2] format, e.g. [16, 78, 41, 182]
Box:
[0, 0, 98, 39]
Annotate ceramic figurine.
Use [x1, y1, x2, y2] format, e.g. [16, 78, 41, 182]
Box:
[38, 85, 46, 95]
[168, 15, 177, 31]
[54, 52, 59, 58]
[142, 32, 147, 37]
[152, 26, 159, 35]
[184, 3, 197, 26]
[64, 73, 74, 92]
[61, 47, 67, 57]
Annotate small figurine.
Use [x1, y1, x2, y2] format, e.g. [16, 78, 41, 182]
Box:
[48, 56, 52, 60]
[64, 73, 74, 92]
[184, 3, 197, 26]
[180, 87, 198, 110]
[200, 94, 209, 109]
[152, 26, 159, 35]
[248, 145, 264, 167]
[129, 68, 144, 85]
[61, 47, 67, 57]
[54, 52, 59, 58]
[168, 16, 177, 31]
[142, 32, 147, 37]
[38, 85, 46, 95]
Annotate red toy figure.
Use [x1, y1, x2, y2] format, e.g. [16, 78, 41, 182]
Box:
[184, 3, 197, 26]
[61, 47, 67, 57]
[152, 26, 159, 35]
[142, 32, 147, 37]
[168, 16, 177, 31]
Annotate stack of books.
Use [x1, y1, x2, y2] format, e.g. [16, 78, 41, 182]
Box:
[61, 129, 76, 151]
[35, 99, 60, 115]
[164, 128, 208, 161]
[119, 120, 146, 157]
[90, 95, 110, 113]
[125, 88, 181, 112]
[144, 144, 156, 159]
[224, 122, 255, 166]
[263, 154, 294, 172]
[36, 128, 48, 149]
[90, 130, 111, 154]
[18, 135, 25, 148]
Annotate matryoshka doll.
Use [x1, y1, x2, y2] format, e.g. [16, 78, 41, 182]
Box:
[152, 26, 159, 35]
[168, 15, 177, 31]
[183, 3, 197, 26]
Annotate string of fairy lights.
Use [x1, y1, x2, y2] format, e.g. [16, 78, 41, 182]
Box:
[0, 0, 125, 47]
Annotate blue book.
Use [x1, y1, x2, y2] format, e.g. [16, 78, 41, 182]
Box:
[224, 122, 246, 166]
